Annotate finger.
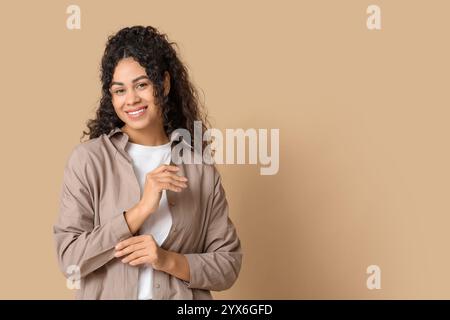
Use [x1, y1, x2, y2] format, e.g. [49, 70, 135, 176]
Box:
[152, 164, 180, 174]
[115, 235, 146, 250]
[157, 181, 184, 193]
[146, 234, 156, 243]
[114, 242, 147, 258]
[129, 256, 150, 267]
[157, 177, 188, 188]
[121, 249, 148, 264]
[157, 171, 188, 182]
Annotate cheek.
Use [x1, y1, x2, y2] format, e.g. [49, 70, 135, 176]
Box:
[111, 97, 124, 111]
[140, 89, 157, 103]
[111, 99, 127, 120]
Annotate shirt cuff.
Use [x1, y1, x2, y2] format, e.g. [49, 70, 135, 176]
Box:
[183, 253, 202, 289]
[111, 211, 134, 242]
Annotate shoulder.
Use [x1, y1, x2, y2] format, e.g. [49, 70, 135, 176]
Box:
[65, 135, 109, 171]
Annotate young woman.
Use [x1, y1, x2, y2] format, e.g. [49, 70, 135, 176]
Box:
[53, 26, 242, 300]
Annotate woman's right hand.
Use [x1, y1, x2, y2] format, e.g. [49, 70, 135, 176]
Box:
[138, 164, 188, 215]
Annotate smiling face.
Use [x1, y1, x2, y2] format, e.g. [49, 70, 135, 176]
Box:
[110, 57, 164, 131]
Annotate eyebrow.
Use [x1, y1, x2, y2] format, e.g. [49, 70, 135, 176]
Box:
[110, 75, 149, 87]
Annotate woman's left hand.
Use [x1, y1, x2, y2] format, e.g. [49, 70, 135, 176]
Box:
[114, 235, 168, 270]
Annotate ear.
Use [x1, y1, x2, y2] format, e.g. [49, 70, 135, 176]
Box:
[163, 71, 171, 96]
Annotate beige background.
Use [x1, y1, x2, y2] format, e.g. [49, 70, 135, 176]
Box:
[0, 0, 449, 299]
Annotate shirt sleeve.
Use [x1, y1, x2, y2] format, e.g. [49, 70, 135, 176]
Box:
[183, 165, 243, 291]
[53, 145, 133, 279]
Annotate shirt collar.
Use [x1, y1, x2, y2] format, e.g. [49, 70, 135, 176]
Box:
[107, 126, 189, 152]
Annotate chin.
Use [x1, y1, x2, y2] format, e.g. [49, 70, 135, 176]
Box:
[125, 121, 150, 130]
[122, 115, 153, 129]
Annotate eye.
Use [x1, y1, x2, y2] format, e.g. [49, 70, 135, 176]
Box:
[136, 82, 149, 90]
[113, 89, 125, 95]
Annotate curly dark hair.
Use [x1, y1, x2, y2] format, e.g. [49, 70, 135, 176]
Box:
[81, 25, 210, 148]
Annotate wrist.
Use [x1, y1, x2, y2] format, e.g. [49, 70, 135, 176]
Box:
[137, 200, 154, 217]
[155, 249, 174, 272]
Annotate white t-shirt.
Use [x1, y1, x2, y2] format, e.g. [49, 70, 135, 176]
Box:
[125, 140, 173, 300]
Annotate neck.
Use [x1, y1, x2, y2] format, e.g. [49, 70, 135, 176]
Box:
[121, 123, 169, 146]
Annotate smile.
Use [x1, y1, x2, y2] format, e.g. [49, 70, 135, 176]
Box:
[125, 106, 147, 119]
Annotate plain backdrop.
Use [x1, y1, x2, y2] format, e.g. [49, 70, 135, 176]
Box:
[1, 0, 450, 299]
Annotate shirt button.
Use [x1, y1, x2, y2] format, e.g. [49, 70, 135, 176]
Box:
[155, 283, 160, 289]
[169, 201, 175, 207]
[172, 228, 177, 233]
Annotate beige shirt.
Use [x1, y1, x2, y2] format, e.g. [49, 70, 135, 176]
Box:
[53, 127, 242, 299]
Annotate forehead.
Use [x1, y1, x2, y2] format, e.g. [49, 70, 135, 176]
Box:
[112, 58, 147, 82]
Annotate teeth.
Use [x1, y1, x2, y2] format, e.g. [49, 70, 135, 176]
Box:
[128, 108, 146, 115]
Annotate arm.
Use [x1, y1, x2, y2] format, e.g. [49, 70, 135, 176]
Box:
[183, 166, 243, 291]
[114, 165, 242, 289]
[124, 202, 151, 235]
[53, 146, 138, 279]
[155, 250, 190, 282]
[114, 234, 191, 282]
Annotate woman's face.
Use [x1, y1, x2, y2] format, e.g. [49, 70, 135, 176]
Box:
[110, 57, 164, 131]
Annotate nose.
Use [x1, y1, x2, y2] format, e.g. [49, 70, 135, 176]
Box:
[125, 88, 141, 105]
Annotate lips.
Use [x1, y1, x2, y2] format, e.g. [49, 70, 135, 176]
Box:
[125, 106, 148, 120]
[125, 106, 147, 114]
